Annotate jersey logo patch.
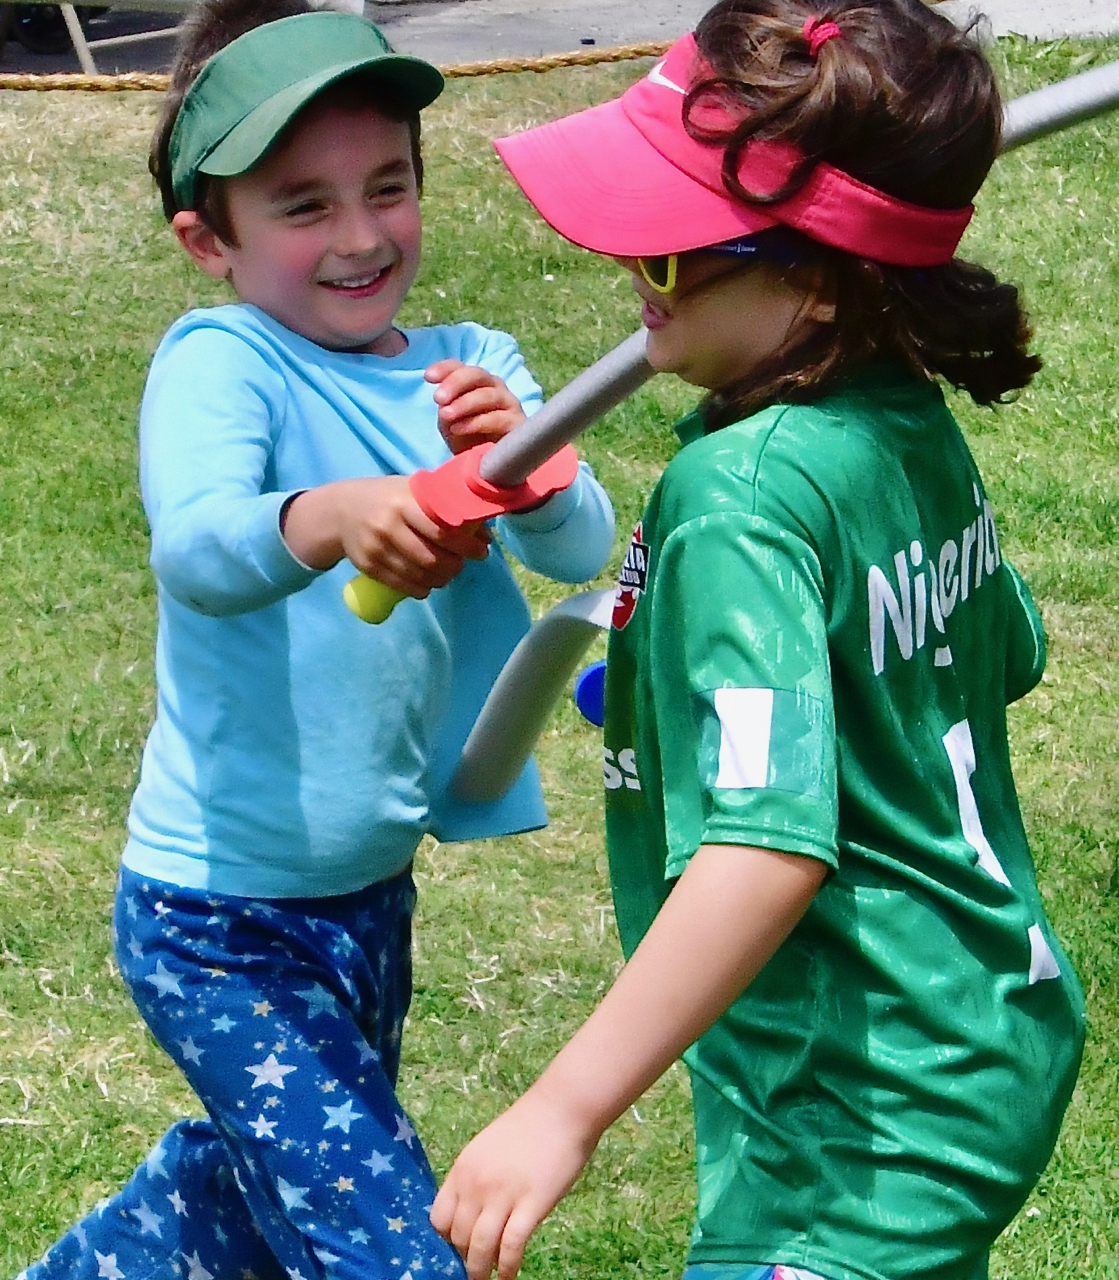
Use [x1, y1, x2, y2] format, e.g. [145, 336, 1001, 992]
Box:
[612, 521, 649, 630]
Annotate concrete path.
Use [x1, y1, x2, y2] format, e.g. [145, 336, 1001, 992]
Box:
[374, 0, 1119, 57]
[0, 0, 1116, 76]
[368, 0, 707, 64]
[938, 0, 1119, 37]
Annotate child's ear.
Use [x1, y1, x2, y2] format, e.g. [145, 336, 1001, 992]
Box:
[782, 263, 837, 326]
[794, 266, 837, 325]
[172, 211, 233, 280]
[807, 295, 837, 324]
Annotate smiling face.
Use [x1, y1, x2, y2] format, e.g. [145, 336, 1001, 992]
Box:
[175, 96, 422, 355]
[618, 251, 831, 392]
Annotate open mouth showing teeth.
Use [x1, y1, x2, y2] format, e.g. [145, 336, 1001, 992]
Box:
[322, 267, 389, 292]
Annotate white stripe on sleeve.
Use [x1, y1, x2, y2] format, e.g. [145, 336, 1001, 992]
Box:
[714, 688, 774, 789]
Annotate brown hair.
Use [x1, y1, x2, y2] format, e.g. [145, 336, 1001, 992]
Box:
[684, 0, 1039, 425]
[149, 0, 424, 245]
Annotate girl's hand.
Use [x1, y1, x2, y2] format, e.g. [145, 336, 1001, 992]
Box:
[432, 843, 826, 1279]
[426, 359, 526, 454]
[431, 1089, 597, 1280]
[282, 476, 490, 596]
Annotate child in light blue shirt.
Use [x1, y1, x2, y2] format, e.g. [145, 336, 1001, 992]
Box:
[15, 3, 612, 1279]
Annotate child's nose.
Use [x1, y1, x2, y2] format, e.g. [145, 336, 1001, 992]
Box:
[335, 206, 385, 257]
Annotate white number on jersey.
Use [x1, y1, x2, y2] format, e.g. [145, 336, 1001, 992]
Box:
[942, 719, 1060, 985]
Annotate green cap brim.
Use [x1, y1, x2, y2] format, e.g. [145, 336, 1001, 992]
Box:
[169, 11, 443, 210]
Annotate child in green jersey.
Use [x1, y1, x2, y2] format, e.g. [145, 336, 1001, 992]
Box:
[429, 4, 1086, 1280]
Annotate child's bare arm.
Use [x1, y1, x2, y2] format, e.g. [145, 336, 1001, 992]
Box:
[281, 476, 490, 598]
[426, 359, 526, 454]
[430, 843, 827, 1280]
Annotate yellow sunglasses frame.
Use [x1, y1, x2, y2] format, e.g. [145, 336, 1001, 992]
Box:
[637, 254, 678, 295]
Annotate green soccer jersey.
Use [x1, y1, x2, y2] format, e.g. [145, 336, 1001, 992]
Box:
[603, 366, 1085, 1280]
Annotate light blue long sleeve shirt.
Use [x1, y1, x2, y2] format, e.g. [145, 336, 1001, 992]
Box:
[123, 305, 614, 898]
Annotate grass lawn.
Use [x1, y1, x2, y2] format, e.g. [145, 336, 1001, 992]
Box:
[1, 33, 1117, 1278]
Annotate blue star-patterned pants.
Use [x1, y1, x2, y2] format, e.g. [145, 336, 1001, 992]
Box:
[17, 865, 466, 1280]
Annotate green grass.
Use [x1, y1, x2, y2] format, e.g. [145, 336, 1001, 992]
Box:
[0, 36, 1117, 1277]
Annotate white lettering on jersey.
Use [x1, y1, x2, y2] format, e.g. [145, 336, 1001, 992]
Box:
[713, 688, 773, 789]
[603, 746, 642, 791]
[868, 484, 1001, 675]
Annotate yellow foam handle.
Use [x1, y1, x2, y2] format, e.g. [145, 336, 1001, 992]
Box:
[343, 573, 407, 624]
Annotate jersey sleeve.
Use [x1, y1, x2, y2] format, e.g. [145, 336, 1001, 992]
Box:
[647, 509, 840, 880]
[1003, 561, 1047, 704]
[140, 324, 319, 617]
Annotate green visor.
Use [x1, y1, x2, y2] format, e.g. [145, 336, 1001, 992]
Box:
[168, 10, 444, 210]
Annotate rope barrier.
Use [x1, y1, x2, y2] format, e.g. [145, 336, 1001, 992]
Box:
[0, 39, 673, 91]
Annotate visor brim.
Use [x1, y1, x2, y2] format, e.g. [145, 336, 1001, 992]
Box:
[495, 96, 777, 259]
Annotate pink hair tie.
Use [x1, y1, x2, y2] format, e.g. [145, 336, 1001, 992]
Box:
[804, 15, 843, 58]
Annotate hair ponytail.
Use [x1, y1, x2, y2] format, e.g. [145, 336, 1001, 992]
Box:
[686, 0, 1039, 423]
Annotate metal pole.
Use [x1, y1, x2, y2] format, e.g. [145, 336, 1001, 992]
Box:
[59, 3, 97, 75]
[478, 328, 653, 488]
[1001, 60, 1119, 152]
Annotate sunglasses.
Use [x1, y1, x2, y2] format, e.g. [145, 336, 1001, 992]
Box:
[636, 230, 804, 295]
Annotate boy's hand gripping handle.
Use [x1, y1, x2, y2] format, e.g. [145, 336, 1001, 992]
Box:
[344, 444, 584, 622]
[344, 329, 653, 622]
[343, 54, 1119, 623]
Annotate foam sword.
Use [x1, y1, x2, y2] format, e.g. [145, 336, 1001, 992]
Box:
[344, 55, 1119, 628]
[337, 57, 1119, 799]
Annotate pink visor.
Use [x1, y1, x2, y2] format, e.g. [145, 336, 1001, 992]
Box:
[495, 33, 972, 267]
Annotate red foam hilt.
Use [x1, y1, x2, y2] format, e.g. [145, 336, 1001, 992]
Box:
[409, 442, 581, 529]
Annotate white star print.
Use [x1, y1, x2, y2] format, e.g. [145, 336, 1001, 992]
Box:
[212, 1014, 236, 1033]
[393, 1114, 416, 1147]
[125, 897, 139, 920]
[362, 1151, 393, 1175]
[277, 1178, 311, 1211]
[128, 937, 143, 959]
[168, 1189, 187, 1215]
[246, 1054, 297, 1090]
[294, 986, 340, 1019]
[250, 1114, 278, 1139]
[95, 1253, 124, 1280]
[349, 1228, 371, 1244]
[177, 1037, 204, 1065]
[313, 1251, 341, 1266]
[131, 1200, 164, 1237]
[185, 1252, 214, 1280]
[387, 1216, 405, 1233]
[146, 1142, 169, 1179]
[354, 1039, 378, 1064]
[323, 1099, 363, 1134]
[145, 961, 185, 999]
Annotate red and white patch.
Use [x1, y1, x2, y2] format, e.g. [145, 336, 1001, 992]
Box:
[612, 521, 649, 630]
